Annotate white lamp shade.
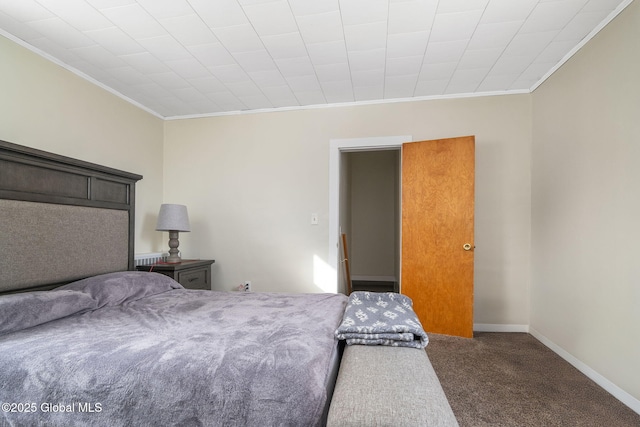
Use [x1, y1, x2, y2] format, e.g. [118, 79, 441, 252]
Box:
[156, 204, 191, 232]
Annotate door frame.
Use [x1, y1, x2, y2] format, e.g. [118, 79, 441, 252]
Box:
[328, 135, 411, 292]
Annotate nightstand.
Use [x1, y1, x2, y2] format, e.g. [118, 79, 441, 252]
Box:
[136, 259, 215, 290]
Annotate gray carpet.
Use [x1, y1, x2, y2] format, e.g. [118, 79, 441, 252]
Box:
[425, 332, 640, 426]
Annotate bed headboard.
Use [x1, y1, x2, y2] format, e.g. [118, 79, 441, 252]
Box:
[0, 140, 143, 294]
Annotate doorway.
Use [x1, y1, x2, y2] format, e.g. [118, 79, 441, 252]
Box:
[343, 149, 400, 293]
[330, 135, 475, 338]
[329, 135, 410, 295]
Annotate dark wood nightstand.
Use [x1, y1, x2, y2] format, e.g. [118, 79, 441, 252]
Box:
[136, 259, 215, 290]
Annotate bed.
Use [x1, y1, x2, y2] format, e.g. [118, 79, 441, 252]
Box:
[0, 140, 348, 427]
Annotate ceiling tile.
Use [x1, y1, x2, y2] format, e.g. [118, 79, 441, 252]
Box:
[261, 32, 307, 59]
[503, 31, 558, 57]
[285, 74, 322, 92]
[261, 85, 300, 107]
[188, 0, 248, 29]
[423, 40, 468, 64]
[519, 0, 589, 34]
[296, 11, 344, 44]
[467, 21, 522, 50]
[247, 69, 287, 87]
[213, 24, 264, 53]
[339, 0, 388, 26]
[294, 90, 326, 106]
[28, 36, 80, 63]
[384, 74, 419, 98]
[418, 61, 457, 80]
[353, 85, 384, 101]
[351, 69, 385, 87]
[208, 64, 251, 83]
[582, 0, 626, 12]
[84, 26, 144, 56]
[107, 65, 149, 85]
[166, 57, 211, 79]
[476, 73, 519, 91]
[238, 94, 273, 110]
[86, 0, 136, 11]
[0, 0, 54, 22]
[414, 78, 448, 96]
[445, 67, 490, 93]
[321, 79, 354, 103]
[306, 40, 349, 66]
[458, 47, 502, 69]
[158, 14, 218, 46]
[27, 17, 95, 48]
[233, 49, 278, 72]
[187, 76, 228, 94]
[172, 86, 209, 103]
[437, 0, 489, 14]
[120, 52, 170, 74]
[518, 60, 557, 82]
[388, 0, 438, 34]
[207, 91, 246, 110]
[225, 80, 262, 97]
[344, 21, 387, 51]
[386, 56, 422, 76]
[99, 3, 167, 39]
[555, 10, 610, 41]
[275, 56, 315, 77]
[243, 0, 298, 36]
[429, 9, 483, 42]
[36, 0, 112, 31]
[136, 35, 192, 61]
[480, 0, 537, 24]
[387, 31, 429, 58]
[534, 40, 576, 63]
[70, 44, 127, 69]
[131, 82, 173, 101]
[347, 48, 386, 71]
[488, 55, 532, 75]
[136, 0, 194, 19]
[186, 43, 236, 67]
[147, 71, 191, 89]
[0, 11, 44, 41]
[289, 0, 339, 16]
[315, 62, 351, 82]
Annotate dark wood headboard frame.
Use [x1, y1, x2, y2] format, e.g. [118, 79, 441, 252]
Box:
[0, 139, 143, 293]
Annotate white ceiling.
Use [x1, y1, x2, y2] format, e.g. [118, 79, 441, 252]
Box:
[0, 0, 631, 119]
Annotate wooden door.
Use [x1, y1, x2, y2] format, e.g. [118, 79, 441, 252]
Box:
[401, 136, 475, 338]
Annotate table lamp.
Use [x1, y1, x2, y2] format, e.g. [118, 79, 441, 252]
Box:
[156, 204, 190, 263]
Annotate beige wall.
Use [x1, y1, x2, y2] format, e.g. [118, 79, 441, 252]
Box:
[0, 35, 165, 253]
[531, 1, 640, 405]
[164, 94, 532, 327]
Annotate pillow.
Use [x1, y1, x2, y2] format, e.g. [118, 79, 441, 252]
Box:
[59, 271, 183, 308]
[0, 290, 97, 335]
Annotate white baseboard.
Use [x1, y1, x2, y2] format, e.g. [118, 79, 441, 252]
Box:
[473, 323, 530, 333]
[351, 275, 397, 282]
[529, 327, 640, 416]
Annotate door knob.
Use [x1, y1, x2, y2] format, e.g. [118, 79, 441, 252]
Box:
[463, 243, 473, 251]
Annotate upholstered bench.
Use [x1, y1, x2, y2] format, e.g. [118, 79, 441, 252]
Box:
[327, 345, 459, 426]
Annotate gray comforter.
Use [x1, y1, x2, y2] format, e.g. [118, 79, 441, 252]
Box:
[0, 272, 348, 427]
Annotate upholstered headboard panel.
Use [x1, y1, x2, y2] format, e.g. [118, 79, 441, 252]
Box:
[0, 140, 142, 294]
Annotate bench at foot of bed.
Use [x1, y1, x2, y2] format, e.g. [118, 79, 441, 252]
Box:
[327, 344, 459, 427]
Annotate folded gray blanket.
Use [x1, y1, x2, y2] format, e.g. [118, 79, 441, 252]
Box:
[335, 291, 429, 348]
